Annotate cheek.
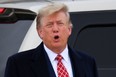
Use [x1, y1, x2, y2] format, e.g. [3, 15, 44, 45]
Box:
[63, 27, 72, 36]
[39, 29, 52, 39]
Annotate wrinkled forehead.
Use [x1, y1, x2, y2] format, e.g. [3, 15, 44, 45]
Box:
[41, 11, 69, 24]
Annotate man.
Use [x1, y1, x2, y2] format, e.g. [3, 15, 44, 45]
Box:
[5, 3, 98, 77]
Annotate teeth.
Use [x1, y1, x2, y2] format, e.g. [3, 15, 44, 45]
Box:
[54, 36, 59, 39]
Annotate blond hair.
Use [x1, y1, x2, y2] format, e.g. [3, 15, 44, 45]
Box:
[36, 3, 72, 28]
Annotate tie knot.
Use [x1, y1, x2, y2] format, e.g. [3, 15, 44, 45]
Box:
[55, 55, 63, 61]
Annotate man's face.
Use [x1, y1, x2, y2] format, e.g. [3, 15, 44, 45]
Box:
[37, 11, 72, 53]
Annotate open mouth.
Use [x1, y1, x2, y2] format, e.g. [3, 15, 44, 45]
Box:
[54, 35, 59, 39]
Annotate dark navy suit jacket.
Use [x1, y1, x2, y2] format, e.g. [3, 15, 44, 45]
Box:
[5, 43, 98, 77]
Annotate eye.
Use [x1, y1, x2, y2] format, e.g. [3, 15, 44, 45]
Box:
[57, 22, 64, 26]
[46, 23, 53, 28]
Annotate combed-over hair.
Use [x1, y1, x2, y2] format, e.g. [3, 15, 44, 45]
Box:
[36, 3, 72, 28]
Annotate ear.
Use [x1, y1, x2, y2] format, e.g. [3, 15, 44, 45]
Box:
[68, 24, 72, 35]
[36, 27, 43, 39]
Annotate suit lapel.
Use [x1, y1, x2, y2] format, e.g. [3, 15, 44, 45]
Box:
[30, 43, 86, 77]
[30, 43, 56, 77]
[69, 47, 86, 77]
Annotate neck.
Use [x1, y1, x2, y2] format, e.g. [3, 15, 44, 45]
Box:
[52, 47, 65, 54]
[44, 44, 67, 54]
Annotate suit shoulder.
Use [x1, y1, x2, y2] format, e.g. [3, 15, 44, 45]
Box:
[69, 46, 95, 61]
[76, 50, 96, 61]
[8, 48, 36, 61]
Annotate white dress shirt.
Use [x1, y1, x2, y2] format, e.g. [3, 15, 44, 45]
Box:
[44, 44, 73, 77]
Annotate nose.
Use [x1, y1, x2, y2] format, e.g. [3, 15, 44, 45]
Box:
[52, 24, 59, 33]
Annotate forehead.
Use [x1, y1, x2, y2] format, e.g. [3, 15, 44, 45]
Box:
[42, 11, 67, 21]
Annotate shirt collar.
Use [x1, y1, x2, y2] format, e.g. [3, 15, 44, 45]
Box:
[44, 44, 69, 63]
[60, 46, 69, 63]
